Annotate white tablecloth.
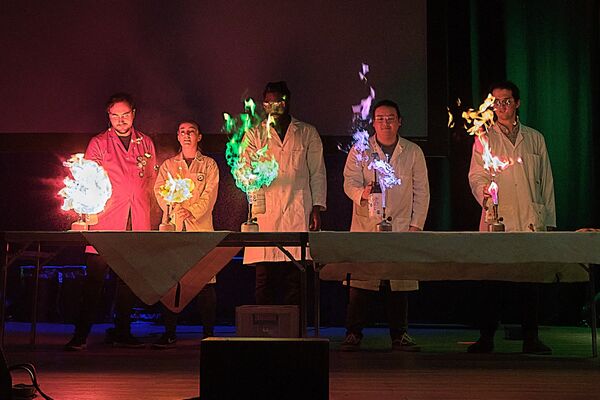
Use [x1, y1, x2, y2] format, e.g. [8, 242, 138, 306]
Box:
[83, 231, 240, 310]
[310, 231, 600, 283]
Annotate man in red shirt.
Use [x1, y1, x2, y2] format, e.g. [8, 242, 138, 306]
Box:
[65, 93, 157, 351]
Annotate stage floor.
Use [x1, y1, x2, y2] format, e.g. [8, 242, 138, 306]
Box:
[3, 322, 599, 399]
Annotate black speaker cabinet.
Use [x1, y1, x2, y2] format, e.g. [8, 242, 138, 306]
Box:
[200, 337, 329, 400]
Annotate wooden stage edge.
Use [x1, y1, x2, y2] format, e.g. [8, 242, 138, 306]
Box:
[3, 323, 600, 400]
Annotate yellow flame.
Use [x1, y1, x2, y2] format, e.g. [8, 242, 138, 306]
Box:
[447, 107, 455, 128]
[159, 172, 195, 203]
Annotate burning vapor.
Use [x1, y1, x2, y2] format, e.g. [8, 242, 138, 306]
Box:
[58, 153, 112, 215]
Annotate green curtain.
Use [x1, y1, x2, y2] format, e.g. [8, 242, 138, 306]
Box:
[503, 0, 596, 230]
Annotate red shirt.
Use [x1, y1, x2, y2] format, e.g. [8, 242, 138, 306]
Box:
[84, 127, 157, 232]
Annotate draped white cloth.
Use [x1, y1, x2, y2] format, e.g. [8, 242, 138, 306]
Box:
[310, 231, 600, 283]
[82, 231, 240, 311]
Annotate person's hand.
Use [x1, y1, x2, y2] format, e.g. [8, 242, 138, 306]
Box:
[174, 206, 193, 222]
[482, 184, 493, 209]
[408, 225, 422, 232]
[483, 185, 492, 201]
[309, 206, 322, 231]
[361, 182, 374, 201]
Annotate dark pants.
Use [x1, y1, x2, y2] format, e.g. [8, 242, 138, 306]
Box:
[255, 262, 300, 305]
[345, 282, 409, 340]
[73, 253, 137, 339]
[162, 284, 217, 336]
[475, 281, 540, 341]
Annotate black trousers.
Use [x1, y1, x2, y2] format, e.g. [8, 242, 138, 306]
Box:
[73, 253, 137, 339]
[162, 284, 217, 336]
[474, 281, 540, 341]
[345, 282, 409, 340]
[255, 262, 300, 305]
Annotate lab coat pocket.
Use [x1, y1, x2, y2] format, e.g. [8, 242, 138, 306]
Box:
[522, 153, 542, 185]
[529, 203, 546, 231]
[356, 201, 369, 217]
[291, 149, 305, 171]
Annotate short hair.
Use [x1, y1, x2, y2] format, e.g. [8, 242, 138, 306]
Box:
[488, 81, 520, 102]
[177, 120, 201, 133]
[372, 99, 402, 119]
[263, 81, 291, 100]
[106, 92, 135, 112]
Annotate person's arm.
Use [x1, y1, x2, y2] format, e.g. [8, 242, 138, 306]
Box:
[84, 136, 103, 165]
[410, 146, 430, 230]
[153, 161, 170, 214]
[468, 136, 491, 207]
[146, 137, 158, 181]
[307, 128, 327, 230]
[538, 136, 556, 230]
[186, 159, 220, 221]
[343, 145, 368, 206]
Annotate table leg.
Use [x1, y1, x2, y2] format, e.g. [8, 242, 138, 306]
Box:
[30, 242, 41, 348]
[589, 264, 597, 357]
[0, 241, 9, 345]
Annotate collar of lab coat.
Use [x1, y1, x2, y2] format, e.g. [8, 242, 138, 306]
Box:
[262, 116, 299, 147]
[369, 134, 407, 163]
[490, 121, 524, 148]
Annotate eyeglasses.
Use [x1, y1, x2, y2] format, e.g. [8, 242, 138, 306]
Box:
[373, 115, 398, 123]
[493, 98, 514, 107]
[109, 110, 134, 120]
[263, 100, 285, 109]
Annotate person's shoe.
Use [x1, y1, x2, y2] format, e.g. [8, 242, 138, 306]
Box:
[340, 333, 362, 352]
[523, 339, 552, 355]
[392, 332, 421, 352]
[151, 333, 177, 349]
[467, 338, 494, 353]
[112, 333, 145, 348]
[64, 336, 87, 351]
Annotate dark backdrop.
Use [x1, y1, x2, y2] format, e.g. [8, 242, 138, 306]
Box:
[0, 0, 428, 137]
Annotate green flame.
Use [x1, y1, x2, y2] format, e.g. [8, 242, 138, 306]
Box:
[223, 99, 279, 194]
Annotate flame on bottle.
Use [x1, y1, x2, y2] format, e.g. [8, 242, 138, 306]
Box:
[159, 172, 195, 204]
[58, 153, 112, 215]
[223, 98, 279, 194]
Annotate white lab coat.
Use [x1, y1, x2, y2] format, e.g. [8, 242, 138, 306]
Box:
[343, 135, 430, 291]
[468, 123, 556, 232]
[242, 117, 327, 264]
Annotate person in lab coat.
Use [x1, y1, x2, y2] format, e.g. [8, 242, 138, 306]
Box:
[151, 120, 219, 348]
[242, 81, 327, 306]
[65, 93, 157, 351]
[467, 81, 556, 355]
[340, 99, 430, 352]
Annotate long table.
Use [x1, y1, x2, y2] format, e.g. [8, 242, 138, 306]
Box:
[309, 231, 600, 356]
[1, 231, 309, 345]
[3, 231, 599, 355]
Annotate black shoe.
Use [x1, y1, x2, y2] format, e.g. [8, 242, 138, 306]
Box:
[391, 332, 421, 352]
[523, 339, 552, 355]
[112, 333, 145, 348]
[64, 336, 87, 351]
[151, 333, 177, 349]
[340, 333, 362, 352]
[467, 338, 494, 353]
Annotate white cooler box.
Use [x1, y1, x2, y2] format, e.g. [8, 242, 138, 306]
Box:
[235, 305, 299, 338]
